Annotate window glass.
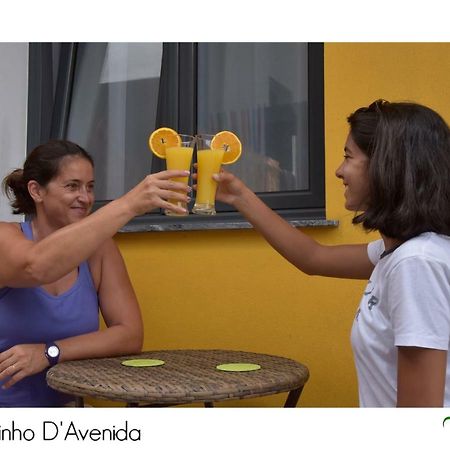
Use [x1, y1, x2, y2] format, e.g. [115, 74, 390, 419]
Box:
[197, 43, 309, 193]
[28, 42, 324, 221]
[66, 43, 163, 200]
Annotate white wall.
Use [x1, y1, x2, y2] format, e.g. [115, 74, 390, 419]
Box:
[0, 43, 27, 220]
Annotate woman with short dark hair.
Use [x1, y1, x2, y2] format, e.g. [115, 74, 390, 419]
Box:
[213, 100, 450, 407]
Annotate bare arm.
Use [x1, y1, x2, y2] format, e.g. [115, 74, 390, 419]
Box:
[55, 239, 143, 361]
[214, 171, 374, 280]
[0, 170, 191, 288]
[0, 239, 143, 388]
[397, 346, 447, 407]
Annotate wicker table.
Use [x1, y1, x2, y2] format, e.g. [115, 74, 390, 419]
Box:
[46, 349, 309, 407]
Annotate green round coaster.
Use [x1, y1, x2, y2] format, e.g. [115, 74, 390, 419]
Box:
[121, 359, 165, 367]
[216, 363, 261, 372]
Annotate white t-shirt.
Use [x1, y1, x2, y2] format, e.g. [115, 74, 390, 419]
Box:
[351, 232, 450, 407]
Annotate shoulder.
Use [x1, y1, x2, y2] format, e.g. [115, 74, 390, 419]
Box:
[0, 221, 22, 232]
[88, 238, 126, 290]
[382, 233, 450, 286]
[88, 238, 120, 271]
[396, 233, 450, 264]
[0, 221, 25, 242]
[88, 238, 122, 287]
[367, 239, 385, 265]
[95, 237, 121, 259]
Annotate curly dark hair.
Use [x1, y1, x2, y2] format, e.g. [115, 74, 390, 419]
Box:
[2, 140, 94, 215]
[348, 100, 450, 240]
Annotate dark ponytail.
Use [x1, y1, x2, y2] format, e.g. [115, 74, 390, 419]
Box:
[3, 168, 35, 214]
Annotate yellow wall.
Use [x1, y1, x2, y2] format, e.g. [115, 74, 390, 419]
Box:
[112, 43, 450, 407]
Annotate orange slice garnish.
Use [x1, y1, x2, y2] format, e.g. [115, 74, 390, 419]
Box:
[148, 127, 181, 159]
[210, 131, 242, 165]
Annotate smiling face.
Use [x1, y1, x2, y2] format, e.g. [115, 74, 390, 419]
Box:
[33, 156, 95, 228]
[335, 133, 370, 211]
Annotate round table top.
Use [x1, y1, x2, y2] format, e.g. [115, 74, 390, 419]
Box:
[46, 349, 309, 405]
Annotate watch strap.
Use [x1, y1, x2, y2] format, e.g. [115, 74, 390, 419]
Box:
[44, 342, 60, 367]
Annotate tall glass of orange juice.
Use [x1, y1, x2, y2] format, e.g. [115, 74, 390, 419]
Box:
[192, 134, 225, 215]
[165, 134, 195, 216]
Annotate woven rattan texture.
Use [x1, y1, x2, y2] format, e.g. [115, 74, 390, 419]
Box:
[47, 349, 309, 405]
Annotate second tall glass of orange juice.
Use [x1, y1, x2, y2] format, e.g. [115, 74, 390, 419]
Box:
[192, 134, 225, 215]
[165, 134, 195, 216]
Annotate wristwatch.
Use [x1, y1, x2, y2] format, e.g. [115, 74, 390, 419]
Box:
[44, 342, 60, 367]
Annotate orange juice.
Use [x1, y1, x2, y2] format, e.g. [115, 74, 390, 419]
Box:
[193, 148, 225, 215]
[166, 146, 193, 180]
[165, 146, 193, 215]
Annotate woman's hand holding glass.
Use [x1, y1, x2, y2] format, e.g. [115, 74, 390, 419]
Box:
[120, 170, 191, 217]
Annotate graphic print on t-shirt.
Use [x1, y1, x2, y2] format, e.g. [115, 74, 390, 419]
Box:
[355, 280, 380, 322]
[364, 280, 379, 311]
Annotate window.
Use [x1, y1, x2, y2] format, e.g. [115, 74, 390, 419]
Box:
[28, 43, 163, 200]
[28, 42, 325, 227]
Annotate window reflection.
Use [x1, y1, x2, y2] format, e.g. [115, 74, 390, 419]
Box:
[66, 43, 163, 200]
[197, 43, 309, 193]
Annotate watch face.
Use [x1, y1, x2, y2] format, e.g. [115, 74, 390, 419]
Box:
[47, 346, 59, 358]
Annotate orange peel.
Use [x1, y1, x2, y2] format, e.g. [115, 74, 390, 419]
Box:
[210, 131, 242, 164]
[148, 127, 181, 159]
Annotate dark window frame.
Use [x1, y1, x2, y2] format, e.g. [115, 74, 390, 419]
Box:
[27, 42, 325, 227]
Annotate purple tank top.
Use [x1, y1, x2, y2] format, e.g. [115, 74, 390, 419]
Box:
[0, 221, 99, 406]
